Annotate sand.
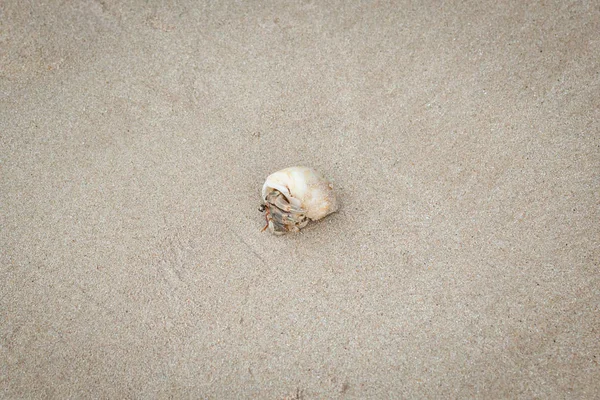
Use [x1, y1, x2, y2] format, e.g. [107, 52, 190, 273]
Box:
[1, 0, 599, 398]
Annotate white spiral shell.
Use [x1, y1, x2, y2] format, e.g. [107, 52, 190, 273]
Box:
[261, 166, 338, 234]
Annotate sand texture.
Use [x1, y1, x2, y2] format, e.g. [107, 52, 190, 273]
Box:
[1, 0, 599, 398]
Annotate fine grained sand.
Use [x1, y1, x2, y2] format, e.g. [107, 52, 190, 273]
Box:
[1, 1, 598, 398]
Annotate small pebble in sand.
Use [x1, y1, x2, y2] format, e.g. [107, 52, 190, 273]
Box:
[259, 166, 338, 235]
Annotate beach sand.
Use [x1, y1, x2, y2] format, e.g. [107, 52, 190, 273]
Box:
[1, 1, 599, 398]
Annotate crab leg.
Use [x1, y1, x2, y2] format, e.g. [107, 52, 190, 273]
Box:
[261, 207, 270, 232]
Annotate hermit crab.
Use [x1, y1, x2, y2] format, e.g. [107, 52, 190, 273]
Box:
[259, 166, 338, 235]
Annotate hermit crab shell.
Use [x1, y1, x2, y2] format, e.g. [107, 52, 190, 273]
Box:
[261, 167, 338, 234]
